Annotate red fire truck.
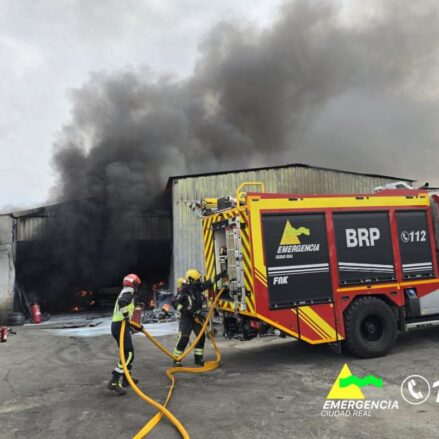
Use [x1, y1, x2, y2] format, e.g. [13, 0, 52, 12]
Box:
[199, 183, 439, 358]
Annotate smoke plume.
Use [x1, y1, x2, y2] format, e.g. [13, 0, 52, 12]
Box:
[20, 0, 439, 301]
[54, 0, 439, 194]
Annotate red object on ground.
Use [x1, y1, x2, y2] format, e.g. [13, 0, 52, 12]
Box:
[0, 326, 8, 342]
[250, 320, 260, 330]
[31, 303, 42, 324]
[132, 305, 142, 325]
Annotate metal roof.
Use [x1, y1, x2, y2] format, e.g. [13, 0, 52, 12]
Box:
[2, 192, 171, 218]
[166, 162, 415, 189]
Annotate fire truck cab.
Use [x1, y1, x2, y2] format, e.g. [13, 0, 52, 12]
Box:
[200, 183, 439, 358]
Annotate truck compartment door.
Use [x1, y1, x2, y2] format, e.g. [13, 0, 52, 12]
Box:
[396, 210, 435, 280]
[261, 213, 332, 310]
[333, 212, 395, 286]
[212, 218, 247, 311]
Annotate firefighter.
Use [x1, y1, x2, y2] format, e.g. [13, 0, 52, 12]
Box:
[173, 269, 226, 367]
[176, 277, 186, 292]
[107, 273, 142, 395]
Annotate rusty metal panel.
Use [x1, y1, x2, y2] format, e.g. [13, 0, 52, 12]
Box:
[171, 165, 413, 288]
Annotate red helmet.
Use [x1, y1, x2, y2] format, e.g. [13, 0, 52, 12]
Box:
[123, 274, 141, 289]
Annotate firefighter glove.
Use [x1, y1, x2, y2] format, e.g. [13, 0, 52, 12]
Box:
[214, 270, 228, 282]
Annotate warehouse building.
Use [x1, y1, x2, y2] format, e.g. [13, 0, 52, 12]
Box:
[0, 163, 414, 316]
[0, 202, 171, 317]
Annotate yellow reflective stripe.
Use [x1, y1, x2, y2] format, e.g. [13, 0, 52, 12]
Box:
[173, 332, 182, 354]
[292, 308, 328, 340]
[118, 351, 133, 369]
[300, 306, 342, 340]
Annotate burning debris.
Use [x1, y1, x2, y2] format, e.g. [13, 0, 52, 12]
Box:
[143, 283, 177, 324]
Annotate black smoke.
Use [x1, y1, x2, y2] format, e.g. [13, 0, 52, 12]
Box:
[54, 0, 439, 190]
[20, 0, 439, 304]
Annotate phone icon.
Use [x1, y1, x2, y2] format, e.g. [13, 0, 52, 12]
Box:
[433, 381, 439, 403]
[408, 379, 423, 400]
[401, 375, 430, 405]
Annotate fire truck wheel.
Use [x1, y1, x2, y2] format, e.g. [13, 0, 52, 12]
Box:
[343, 296, 397, 358]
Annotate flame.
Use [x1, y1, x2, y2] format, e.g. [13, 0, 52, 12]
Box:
[149, 300, 155, 308]
[79, 290, 93, 297]
[162, 303, 171, 312]
[72, 306, 80, 312]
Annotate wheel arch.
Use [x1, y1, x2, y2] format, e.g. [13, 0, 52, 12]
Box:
[342, 294, 399, 358]
[342, 293, 403, 328]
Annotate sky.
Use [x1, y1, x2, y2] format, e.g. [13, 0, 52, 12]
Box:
[1, 0, 439, 211]
[0, 0, 279, 210]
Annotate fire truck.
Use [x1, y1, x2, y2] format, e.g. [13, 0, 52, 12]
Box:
[198, 183, 439, 358]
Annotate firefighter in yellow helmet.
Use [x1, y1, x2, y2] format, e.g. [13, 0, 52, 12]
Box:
[172, 269, 226, 366]
[176, 277, 186, 290]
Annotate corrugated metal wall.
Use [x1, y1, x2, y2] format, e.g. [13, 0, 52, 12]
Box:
[16, 213, 171, 241]
[17, 216, 48, 241]
[171, 166, 413, 287]
[0, 215, 15, 314]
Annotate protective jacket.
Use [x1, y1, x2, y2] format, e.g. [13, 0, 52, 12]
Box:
[173, 279, 214, 317]
[172, 272, 226, 363]
[112, 287, 135, 322]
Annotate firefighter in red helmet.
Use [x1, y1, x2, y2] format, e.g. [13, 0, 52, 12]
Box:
[107, 273, 142, 395]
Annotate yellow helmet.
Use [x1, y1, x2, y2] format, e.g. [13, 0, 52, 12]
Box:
[177, 277, 186, 289]
[185, 269, 202, 282]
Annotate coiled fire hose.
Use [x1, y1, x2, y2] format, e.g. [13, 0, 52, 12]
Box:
[119, 288, 225, 439]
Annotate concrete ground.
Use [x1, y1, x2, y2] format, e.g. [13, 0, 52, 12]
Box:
[1, 321, 439, 439]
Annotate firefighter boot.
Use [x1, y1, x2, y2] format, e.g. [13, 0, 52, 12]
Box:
[194, 355, 205, 366]
[107, 375, 126, 396]
[122, 375, 139, 388]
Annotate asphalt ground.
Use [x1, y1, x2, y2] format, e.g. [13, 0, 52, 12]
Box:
[1, 322, 439, 439]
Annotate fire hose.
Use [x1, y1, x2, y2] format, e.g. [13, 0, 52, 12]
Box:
[119, 288, 225, 439]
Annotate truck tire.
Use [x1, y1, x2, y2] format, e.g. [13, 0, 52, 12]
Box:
[344, 296, 397, 358]
[7, 312, 26, 326]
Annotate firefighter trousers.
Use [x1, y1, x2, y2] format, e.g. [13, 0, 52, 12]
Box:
[173, 313, 205, 359]
[111, 321, 135, 377]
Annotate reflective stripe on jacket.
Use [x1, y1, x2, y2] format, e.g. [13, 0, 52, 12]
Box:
[112, 287, 135, 322]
